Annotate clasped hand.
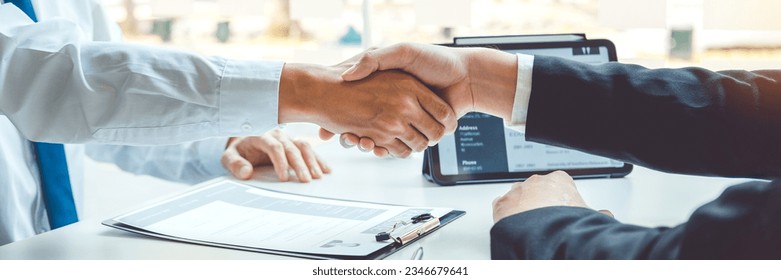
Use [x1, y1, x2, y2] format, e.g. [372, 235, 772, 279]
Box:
[279, 53, 459, 158]
[318, 43, 612, 220]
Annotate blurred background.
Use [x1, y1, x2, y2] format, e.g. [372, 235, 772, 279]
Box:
[100, 0, 781, 68]
[84, 0, 781, 219]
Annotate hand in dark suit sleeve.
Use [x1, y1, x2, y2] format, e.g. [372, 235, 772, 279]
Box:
[491, 180, 781, 259]
[525, 55, 781, 179]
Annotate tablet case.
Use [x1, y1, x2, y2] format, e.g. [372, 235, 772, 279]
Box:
[424, 34, 632, 186]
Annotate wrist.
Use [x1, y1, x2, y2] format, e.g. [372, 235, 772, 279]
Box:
[278, 63, 328, 124]
[465, 48, 518, 120]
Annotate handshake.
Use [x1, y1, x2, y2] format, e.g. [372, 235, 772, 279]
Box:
[278, 43, 519, 158]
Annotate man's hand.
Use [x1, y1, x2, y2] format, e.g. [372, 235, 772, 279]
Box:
[492, 171, 612, 223]
[320, 43, 518, 156]
[279, 62, 457, 158]
[342, 43, 518, 119]
[221, 129, 330, 182]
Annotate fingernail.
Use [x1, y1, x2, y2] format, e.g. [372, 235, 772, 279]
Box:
[311, 166, 322, 177]
[299, 168, 311, 182]
[358, 145, 370, 152]
[340, 135, 355, 148]
[239, 165, 252, 178]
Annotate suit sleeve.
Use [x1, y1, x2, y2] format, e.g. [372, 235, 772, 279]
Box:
[490, 180, 781, 259]
[525, 55, 781, 179]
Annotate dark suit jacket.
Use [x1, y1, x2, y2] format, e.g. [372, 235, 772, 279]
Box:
[490, 55, 781, 259]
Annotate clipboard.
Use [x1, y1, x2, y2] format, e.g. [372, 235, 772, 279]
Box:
[103, 178, 465, 260]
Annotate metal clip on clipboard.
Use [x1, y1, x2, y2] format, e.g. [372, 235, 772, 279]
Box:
[375, 213, 440, 245]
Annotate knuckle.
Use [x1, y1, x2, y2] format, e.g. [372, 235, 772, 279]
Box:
[413, 137, 427, 152]
[267, 142, 284, 153]
[551, 170, 572, 181]
[429, 123, 446, 141]
[284, 144, 299, 155]
[361, 51, 377, 64]
[220, 154, 231, 167]
[385, 121, 406, 137]
[397, 43, 414, 56]
[397, 149, 412, 158]
[293, 139, 311, 149]
[404, 129, 421, 144]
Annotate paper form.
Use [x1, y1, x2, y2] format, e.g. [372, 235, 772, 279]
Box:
[114, 180, 452, 256]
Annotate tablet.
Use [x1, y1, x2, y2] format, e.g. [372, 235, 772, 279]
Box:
[424, 39, 632, 185]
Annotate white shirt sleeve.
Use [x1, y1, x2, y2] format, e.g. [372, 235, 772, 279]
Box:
[507, 53, 535, 128]
[0, 5, 282, 145]
[85, 138, 229, 185]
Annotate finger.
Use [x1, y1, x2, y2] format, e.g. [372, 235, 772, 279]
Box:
[293, 139, 323, 179]
[396, 125, 429, 153]
[410, 111, 447, 147]
[358, 137, 376, 152]
[316, 154, 332, 174]
[341, 43, 418, 81]
[221, 147, 255, 180]
[492, 195, 503, 207]
[318, 128, 336, 140]
[282, 140, 313, 183]
[256, 137, 290, 182]
[416, 92, 457, 140]
[598, 209, 614, 218]
[385, 138, 413, 158]
[339, 133, 358, 148]
[373, 147, 389, 158]
[337, 47, 379, 67]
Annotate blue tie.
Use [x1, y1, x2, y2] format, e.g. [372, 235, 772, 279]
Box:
[8, 0, 37, 22]
[9, 0, 78, 229]
[34, 142, 78, 229]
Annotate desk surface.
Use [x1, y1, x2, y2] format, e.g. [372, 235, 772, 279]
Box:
[0, 125, 750, 259]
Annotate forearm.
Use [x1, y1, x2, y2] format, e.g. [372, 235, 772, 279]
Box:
[85, 138, 228, 184]
[465, 48, 519, 120]
[526, 56, 781, 179]
[278, 63, 333, 124]
[490, 206, 681, 259]
[490, 180, 781, 260]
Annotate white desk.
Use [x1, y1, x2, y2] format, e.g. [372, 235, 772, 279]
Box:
[0, 125, 751, 259]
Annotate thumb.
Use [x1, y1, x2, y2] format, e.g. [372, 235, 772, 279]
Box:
[222, 150, 255, 180]
[341, 43, 416, 81]
[318, 128, 336, 140]
[341, 52, 381, 81]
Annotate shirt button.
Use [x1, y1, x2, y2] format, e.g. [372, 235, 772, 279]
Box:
[241, 123, 253, 132]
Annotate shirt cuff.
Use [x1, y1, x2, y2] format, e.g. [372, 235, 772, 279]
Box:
[219, 59, 284, 136]
[507, 54, 534, 127]
[195, 137, 231, 178]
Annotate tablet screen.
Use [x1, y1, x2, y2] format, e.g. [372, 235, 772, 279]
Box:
[428, 40, 631, 184]
[437, 114, 624, 176]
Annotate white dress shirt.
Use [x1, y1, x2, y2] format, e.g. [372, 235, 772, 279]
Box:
[509, 54, 535, 126]
[0, 0, 279, 245]
[0, 1, 283, 144]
